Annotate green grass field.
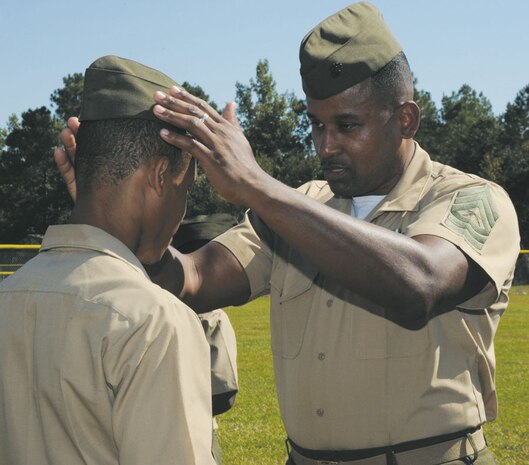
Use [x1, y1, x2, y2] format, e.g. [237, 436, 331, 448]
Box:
[217, 287, 529, 465]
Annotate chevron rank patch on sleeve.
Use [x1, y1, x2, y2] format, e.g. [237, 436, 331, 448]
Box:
[442, 186, 499, 251]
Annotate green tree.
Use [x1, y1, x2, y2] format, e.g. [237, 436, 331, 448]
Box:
[0, 128, 6, 153]
[438, 84, 500, 177]
[50, 73, 84, 123]
[0, 107, 71, 242]
[500, 84, 529, 150]
[0, 115, 20, 152]
[0, 73, 84, 242]
[186, 175, 243, 219]
[413, 78, 442, 160]
[498, 84, 529, 247]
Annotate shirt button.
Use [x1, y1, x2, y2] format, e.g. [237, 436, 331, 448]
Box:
[326, 299, 333, 307]
[316, 408, 324, 417]
[318, 352, 326, 361]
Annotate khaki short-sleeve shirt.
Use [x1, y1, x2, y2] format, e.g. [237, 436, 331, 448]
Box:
[0, 225, 215, 465]
[214, 144, 520, 450]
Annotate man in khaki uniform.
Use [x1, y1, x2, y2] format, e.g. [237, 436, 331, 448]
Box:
[56, 3, 520, 465]
[0, 56, 216, 465]
[147, 3, 520, 464]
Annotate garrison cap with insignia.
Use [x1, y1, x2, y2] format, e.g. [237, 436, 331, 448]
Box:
[299, 2, 402, 100]
[79, 55, 181, 125]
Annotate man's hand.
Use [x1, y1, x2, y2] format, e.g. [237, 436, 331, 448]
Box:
[220, 100, 239, 128]
[152, 87, 272, 207]
[54, 116, 80, 202]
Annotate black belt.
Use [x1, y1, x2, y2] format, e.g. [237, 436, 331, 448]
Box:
[287, 427, 486, 465]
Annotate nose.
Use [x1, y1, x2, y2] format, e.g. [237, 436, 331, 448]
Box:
[316, 127, 340, 159]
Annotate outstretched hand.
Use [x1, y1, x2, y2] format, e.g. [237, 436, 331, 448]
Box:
[153, 86, 271, 207]
[54, 116, 80, 202]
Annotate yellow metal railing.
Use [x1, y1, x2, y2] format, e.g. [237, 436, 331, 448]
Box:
[0, 246, 528, 277]
[0, 245, 40, 277]
[0, 245, 41, 249]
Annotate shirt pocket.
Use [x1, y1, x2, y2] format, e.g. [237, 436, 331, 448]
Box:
[270, 251, 318, 359]
[349, 304, 431, 360]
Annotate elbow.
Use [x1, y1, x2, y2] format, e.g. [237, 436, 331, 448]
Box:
[388, 279, 437, 330]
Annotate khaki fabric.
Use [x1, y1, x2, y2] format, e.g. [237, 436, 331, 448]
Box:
[0, 224, 215, 465]
[199, 309, 238, 401]
[214, 143, 520, 450]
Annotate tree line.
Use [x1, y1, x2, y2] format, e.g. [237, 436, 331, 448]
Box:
[1, 60, 528, 250]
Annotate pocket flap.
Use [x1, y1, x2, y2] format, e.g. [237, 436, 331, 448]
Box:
[271, 250, 318, 302]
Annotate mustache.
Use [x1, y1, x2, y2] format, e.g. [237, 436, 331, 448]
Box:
[320, 161, 350, 170]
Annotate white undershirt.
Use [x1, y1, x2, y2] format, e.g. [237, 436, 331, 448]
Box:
[351, 195, 386, 220]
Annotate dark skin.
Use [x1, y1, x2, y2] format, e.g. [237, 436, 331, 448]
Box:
[56, 81, 488, 328]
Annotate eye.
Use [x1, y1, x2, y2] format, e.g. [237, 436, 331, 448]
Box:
[339, 122, 359, 131]
[310, 120, 324, 129]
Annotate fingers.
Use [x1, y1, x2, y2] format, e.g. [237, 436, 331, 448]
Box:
[53, 146, 77, 202]
[168, 86, 221, 122]
[159, 128, 213, 165]
[59, 127, 77, 163]
[153, 103, 214, 148]
[56, 115, 79, 202]
[153, 87, 225, 144]
[67, 116, 80, 135]
[222, 101, 241, 129]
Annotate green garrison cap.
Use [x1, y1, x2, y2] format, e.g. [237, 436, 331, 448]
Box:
[79, 55, 178, 122]
[172, 214, 238, 251]
[299, 2, 402, 100]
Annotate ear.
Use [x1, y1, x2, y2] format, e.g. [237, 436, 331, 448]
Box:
[148, 157, 170, 197]
[398, 101, 420, 139]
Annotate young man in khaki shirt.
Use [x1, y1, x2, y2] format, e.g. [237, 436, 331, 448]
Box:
[0, 56, 216, 465]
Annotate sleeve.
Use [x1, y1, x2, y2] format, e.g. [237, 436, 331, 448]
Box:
[199, 309, 239, 416]
[405, 182, 520, 308]
[104, 298, 216, 465]
[212, 181, 330, 301]
[213, 209, 274, 300]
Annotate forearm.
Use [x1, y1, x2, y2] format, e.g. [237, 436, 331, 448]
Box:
[245, 177, 461, 324]
[144, 246, 185, 298]
[147, 244, 250, 313]
[183, 242, 250, 312]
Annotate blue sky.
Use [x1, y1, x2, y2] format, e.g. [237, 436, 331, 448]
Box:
[1, 0, 528, 126]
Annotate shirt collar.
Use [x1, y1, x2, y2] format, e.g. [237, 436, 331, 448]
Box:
[40, 224, 149, 279]
[367, 142, 433, 220]
[325, 142, 433, 219]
